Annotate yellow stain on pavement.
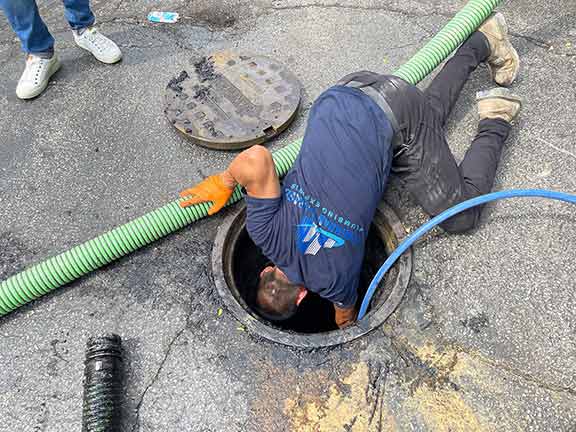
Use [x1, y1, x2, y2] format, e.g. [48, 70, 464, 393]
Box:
[255, 336, 526, 431]
[282, 348, 491, 432]
[410, 386, 486, 432]
[414, 342, 460, 387]
[416, 342, 458, 370]
[406, 340, 523, 432]
[284, 362, 397, 432]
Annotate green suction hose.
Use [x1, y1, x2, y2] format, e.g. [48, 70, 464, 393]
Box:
[0, 0, 502, 317]
[395, 0, 500, 83]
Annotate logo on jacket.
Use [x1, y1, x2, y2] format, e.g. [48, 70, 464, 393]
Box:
[296, 219, 345, 256]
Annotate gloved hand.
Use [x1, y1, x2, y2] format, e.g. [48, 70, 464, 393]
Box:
[179, 174, 235, 215]
[334, 305, 358, 329]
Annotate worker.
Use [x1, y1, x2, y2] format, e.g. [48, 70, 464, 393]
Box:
[0, 0, 122, 99]
[179, 13, 522, 328]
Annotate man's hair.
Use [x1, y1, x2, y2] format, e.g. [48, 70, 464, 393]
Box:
[256, 270, 301, 321]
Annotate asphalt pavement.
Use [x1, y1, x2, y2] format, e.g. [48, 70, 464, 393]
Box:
[0, 0, 575, 431]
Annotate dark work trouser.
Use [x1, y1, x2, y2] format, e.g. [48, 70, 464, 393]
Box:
[339, 32, 512, 233]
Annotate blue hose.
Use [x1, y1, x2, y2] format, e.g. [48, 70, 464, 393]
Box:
[358, 189, 576, 320]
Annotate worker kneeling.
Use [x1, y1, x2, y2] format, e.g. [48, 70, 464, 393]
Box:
[179, 14, 522, 329]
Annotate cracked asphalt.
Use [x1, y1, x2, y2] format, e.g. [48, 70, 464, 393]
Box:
[1, 0, 575, 431]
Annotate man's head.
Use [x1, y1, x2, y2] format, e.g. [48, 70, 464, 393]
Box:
[257, 266, 307, 321]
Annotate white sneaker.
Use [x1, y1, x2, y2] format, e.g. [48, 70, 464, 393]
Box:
[16, 54, 61, 100]
[74, 27, 122, 64]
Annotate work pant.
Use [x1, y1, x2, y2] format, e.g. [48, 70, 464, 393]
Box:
[0, 0, 95, 55]
[340, 32, 511, 233]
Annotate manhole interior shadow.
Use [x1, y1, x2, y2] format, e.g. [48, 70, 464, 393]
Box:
[212, 202, 413, 348]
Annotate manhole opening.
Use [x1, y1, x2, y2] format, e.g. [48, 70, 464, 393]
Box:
[229, 224, 390, 333]
[220, 205, 404, 337]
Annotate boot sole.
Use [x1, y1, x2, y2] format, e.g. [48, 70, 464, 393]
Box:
[482, 12, 509, 41]
[476, 88, 523, 107]
[16, 58, 61, 100]
[494, 12, 509, 36]
[506, 46, 520, 85]
[488, 44, 520, 86]
[485, 13, 520, 86]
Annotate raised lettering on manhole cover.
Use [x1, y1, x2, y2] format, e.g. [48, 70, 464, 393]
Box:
[164, 51, 302, 150]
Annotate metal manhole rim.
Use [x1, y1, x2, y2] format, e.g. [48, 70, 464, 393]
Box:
[211, 201, 413, 348]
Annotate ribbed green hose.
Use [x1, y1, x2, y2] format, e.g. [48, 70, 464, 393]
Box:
[395, 0, 501, 83]
[0, 0, 502, 317]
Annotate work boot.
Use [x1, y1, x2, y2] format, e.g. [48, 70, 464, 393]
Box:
[74, 27, 122, 64]
[477, 88, 522, 123]
[16, 54, 61, 100]
[478, 12, 520, 87]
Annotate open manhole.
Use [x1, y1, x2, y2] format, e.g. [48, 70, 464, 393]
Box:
[212, 202, 413, 348]
[164, 50, 302, 150]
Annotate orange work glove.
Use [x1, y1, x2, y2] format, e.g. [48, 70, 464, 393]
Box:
[334, 305, 358, 329]
[179, 175, 234, 215]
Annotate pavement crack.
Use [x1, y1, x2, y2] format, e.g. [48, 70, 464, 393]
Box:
[94, 16, 148, 27]
[387, 336, 460, 393]
[533, 136, 576, 160]
[123, 43, 172, 49]
[510, 31, 575, 58]
[50, 339, 69, 364]
[461, 350, 576, 398]
[131, 324, 189, 432]
[265, 2, 451, 18]
[392, 328, 576, 399]
[510, 31, 551, 49]
[366, 360, 390, 428]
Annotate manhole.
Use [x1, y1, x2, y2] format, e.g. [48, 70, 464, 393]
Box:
[212, 202, 413, 348]
[164, 51, 302, 150]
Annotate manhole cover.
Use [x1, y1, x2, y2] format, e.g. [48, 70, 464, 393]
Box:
[164, 51, 302, 150]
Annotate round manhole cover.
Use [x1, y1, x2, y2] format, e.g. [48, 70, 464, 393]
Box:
[164, 51, 302, 150]
[212, 202, 413, 348]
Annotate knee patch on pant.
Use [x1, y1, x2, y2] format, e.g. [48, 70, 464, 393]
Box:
[439, 208, 479, 233]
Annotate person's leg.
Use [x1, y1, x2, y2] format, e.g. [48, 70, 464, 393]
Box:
[62, 0, 122, 64]
[395, 90, 520, 234]
[61, 0, 95, 30]
[394, 122, 481, 233]
[0, 0, 55, 55]
[440, 118, 512, 232]
[424, 31, 490, 127]
[0, 0, 61, 99]
[459, 119, 511, 198]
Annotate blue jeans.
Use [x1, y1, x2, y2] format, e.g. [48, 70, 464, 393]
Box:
[0, 0, 95, 54]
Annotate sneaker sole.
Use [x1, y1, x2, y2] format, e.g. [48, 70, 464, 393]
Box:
[76, 43, 122, 64]
[16, 58, 61, 100]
